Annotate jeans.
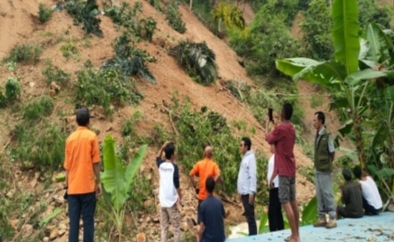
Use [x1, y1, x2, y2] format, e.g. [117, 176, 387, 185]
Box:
[268, 188, 284, 232]
[315, 171, 336, 219]
[67, 192, 96, 242]
[362, 196, 381, 215]
[241, 195, 257, 235]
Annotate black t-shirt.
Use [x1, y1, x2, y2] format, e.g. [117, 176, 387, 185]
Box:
[198, 195, 226, 242]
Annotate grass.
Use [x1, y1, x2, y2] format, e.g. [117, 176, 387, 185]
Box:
[3, 44, 42, 64]
[23, 96, 54, 122]
[38, 3, 53, 23]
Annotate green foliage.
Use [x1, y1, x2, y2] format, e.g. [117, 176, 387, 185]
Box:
[74, 64, 143, 115]
[185, 0, 216, 33]
[299, 165, 315, 183]
[170, 40, 217, 85]
[38, 208, 62, 227]
[104, 2, 157, 41]
[0, 89, 7, 108]
[301, 196, 318, 225]
[358, 0, 391, 29]
[251, 0, 300, 26]
[60, 40, 80, 60]
[168, 97, 256, 196]
[225, 80, 251, 102]
[11, 120, 67, 171]
[300, 0, 333, 60]
[5, 77, 21, 102]
[42, 62, 70, 86]
[211, 2, 246, 32]
[166, 2, 186, 34]
[65, 0, 103, 36]
[100, 135, 148, 237]
[3, 44, 42, 64]
[229, 6, 303, 77]
[103, 33, 157, 83]
[23, 96, 54, 122]
[38, 3, 53, 23]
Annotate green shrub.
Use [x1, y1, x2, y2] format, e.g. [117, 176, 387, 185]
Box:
[23, 96, 54, 121]
[0, 90, 7, 108]
[229, 6, 303, 77]
[358, 0, 391, 29]
[168, 97, 249, 195]
[3, 44, 42, 64]
[170, 40, 217, 85]
[104, 2, 157, 41]
[11, 120, 66, 171]
[60, 41, 79, 60]
[42, 62, 70, 85]
[5, 77, 21, 102]
[251, 0, 300, 26]
[166, 2, 186, 34]
[225, 80, 252, 101]
[151, 124, 170, 147]
[38, 3, 53, 23]
[65, 0, 103, 36]
[300, 0, 333, 60]
[103, 33, 156, 83]
[74, 64, 143, 115]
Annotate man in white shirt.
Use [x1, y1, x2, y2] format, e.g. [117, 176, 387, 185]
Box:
[267, 145, 284, 232]
[353, 166, 382, 215]
[156, 141, 182, 242]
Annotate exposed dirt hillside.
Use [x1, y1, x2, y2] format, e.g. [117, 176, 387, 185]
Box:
[0, 0, 336, 241]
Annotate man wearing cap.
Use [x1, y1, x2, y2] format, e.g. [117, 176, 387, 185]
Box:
[337, 169, 363, 219]
[64, 107, 102, 242]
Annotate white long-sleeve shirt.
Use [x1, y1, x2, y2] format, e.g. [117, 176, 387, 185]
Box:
[267, 154, 279, 188]
[237, 150, 257, 195]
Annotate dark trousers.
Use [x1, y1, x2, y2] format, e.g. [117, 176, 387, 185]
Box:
[197, 199, 203, 223]
[67, 192, 96, 242]
[241, 195, 257, 235]
[268, 188, 284, 232]
[362, 196, 380, 215]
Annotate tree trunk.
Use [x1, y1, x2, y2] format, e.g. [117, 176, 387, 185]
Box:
[353, 116, 367, 170]
[189, 0, 192, 12]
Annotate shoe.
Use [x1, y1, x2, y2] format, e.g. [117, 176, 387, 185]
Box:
[326, 219, 337, 229]
[313, 217, 327, 227]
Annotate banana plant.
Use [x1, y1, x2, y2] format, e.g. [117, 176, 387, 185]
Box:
[98, 135, 148, 239]
[275, 0, 390, 169]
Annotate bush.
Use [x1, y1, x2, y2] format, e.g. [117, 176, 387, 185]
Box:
[300, 0, 333, 60]
[23, 96, 54, 121]
[0, 89, 7, 108]
[103, 33, 156, 83]
[3, 44, 42, 64]
[225, 80, 252, 102]
[251, 0, 300, 26]
[11, 120, 66, 171]
[65, 0, 103, 36]
[60, 40, 79, 60]
[74, 64, 143, 115]
[358, 0, 391, 29]
[42, 62, 70, 86]
[38, 3, 53, 23]
[168, 97, 249, 195]
[5, 77, 21, 102]
[166, 2, 186, 34]
[229, 6, 303, 77]
[170, 40, 217, 85]
[104, 2, 157, 41]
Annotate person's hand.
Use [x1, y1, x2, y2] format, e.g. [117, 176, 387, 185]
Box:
[248, 194, 254, 205]
[269, 182, 275, 190]
[96, 183, 102, 196]
[162, 141, 170, 149]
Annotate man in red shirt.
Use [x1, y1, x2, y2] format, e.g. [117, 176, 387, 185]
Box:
[266, 103, 299, 242]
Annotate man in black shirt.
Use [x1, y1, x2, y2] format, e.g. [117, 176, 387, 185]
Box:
[198, 177, 226, 242]
[337, 168, 363, 219]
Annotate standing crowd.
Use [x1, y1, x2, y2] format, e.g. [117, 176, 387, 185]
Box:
[63, 103, 383, 242]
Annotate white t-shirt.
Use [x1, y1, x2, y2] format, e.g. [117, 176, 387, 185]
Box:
[267, 154, 279, 188]
[360, 176, 382, 210]
[157, 158, 179, 208]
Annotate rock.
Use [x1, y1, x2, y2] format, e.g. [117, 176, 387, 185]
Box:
[181, 221, 188, 231]
[106, 126, 112, 132]
[43, 237, 50, 242]
[139, 218, 144, 223]
[49, 228, 59, 240]
[58, 228, 66, 236]
[6, 190, 13, 199]
[59, 223, 67, 230]
[153, 217, 160, 223]
[21, 224, 33, 236]
[10, 219, 19, 229]
[54, 196, 64, 205]
[144, 199, 153, 208]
